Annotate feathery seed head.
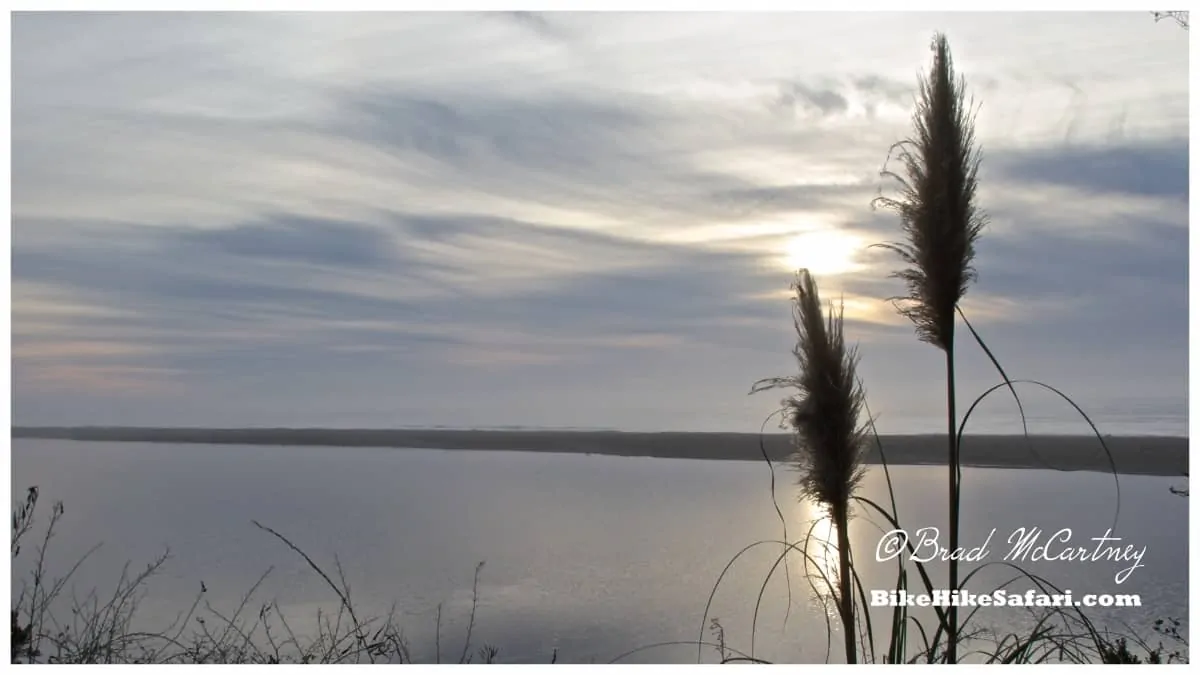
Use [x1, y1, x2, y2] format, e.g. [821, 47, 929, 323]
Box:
[872, 33, 987, 351]
[752, 270, 868, 516]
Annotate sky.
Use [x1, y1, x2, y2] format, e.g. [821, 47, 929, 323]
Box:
[9, 11, 1190, 434]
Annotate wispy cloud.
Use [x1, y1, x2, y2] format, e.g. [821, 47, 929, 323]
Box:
[11, 12, 1188, 433]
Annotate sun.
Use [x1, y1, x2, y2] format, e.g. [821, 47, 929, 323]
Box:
[781, 229, 864, 276]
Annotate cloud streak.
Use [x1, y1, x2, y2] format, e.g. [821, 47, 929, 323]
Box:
[10, 12, 1189, 434]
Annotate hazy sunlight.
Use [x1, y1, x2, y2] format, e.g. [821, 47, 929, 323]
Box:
[781, 230, 864, 276]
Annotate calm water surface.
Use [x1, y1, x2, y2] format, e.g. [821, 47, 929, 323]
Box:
[11, 439, 1188, 663]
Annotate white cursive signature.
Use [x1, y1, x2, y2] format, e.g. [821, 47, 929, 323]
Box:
[876, 527, 1145, 584]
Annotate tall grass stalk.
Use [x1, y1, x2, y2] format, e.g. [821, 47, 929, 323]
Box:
[751, 269, 868, 664]
[872, 32, 986, 663]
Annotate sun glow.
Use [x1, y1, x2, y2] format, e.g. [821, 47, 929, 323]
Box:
[781, 230, 864, 276]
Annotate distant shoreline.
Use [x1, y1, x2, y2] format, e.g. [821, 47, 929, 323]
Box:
[11, 427, 1189, 477]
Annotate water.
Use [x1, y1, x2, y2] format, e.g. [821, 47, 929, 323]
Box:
[10, 439, 1189, 663]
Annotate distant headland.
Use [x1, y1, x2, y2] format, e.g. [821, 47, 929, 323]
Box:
[11, 427, 1188, 477]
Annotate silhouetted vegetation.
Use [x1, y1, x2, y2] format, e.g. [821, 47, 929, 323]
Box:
[724, 32, 1188, 665]
[10, 486, 507, 664]
[1152, 10, 1189, 29]
[751, 270, 869, 663]
[871, 33, 986, 662]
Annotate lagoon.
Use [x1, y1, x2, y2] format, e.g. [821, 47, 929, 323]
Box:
[10, 439, 1189, 663]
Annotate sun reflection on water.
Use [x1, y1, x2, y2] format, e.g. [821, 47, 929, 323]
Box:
[793, 499, 842, 622]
